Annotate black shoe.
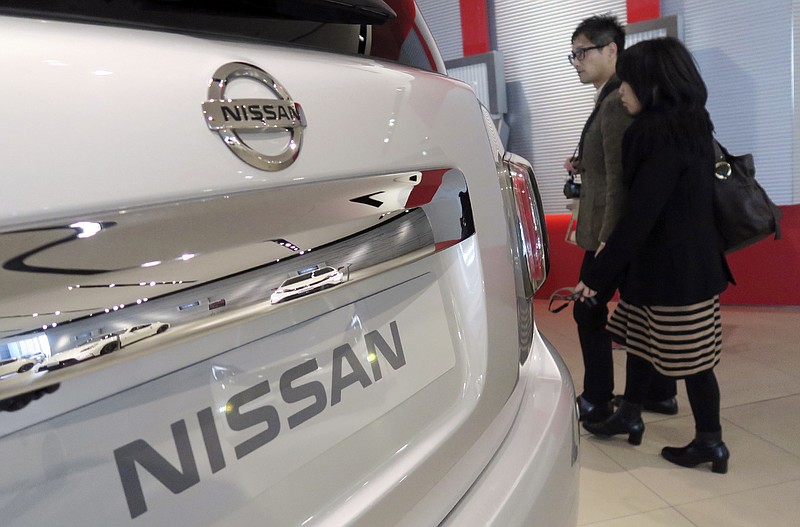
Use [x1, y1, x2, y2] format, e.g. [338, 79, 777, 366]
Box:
[583, 400, 644, 445]
[577, 395, 613, 423]
[661, 431, 729, 474]
[613, 395, 678, 415]
[644, 397, 678, 415]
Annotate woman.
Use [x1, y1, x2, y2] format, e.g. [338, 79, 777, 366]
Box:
[574, 37, 734, 474]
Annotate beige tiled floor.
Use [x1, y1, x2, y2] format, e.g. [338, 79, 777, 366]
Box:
[533, 300, 800, 527]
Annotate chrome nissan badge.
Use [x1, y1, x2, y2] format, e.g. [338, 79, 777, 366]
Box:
[202, 62, 305, 171]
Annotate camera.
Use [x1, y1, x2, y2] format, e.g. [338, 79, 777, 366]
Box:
[563, 172, 581, 199]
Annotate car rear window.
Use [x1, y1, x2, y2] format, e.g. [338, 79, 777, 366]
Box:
[0, 0, 395, 46]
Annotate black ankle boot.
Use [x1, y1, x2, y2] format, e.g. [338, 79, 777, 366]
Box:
[613, 395, 679, 415]
[577, 395, 613, 423]
[583, 400, 644, 445]
[661, 430, 730, 474]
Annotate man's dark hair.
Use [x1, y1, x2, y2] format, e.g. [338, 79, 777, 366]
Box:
[572, 14, 626, 53]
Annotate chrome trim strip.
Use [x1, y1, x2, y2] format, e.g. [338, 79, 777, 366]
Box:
[0, 168, 473, 406]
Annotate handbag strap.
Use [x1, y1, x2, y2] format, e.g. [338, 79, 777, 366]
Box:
[712, 139, 724, 162]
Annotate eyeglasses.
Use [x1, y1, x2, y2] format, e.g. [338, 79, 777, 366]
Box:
[547, 287, 598, 313]
[568, 43, 610, 64]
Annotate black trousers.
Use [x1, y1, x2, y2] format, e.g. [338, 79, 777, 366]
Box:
[624, 353, 721, 433]
[573, 250, 676, 404]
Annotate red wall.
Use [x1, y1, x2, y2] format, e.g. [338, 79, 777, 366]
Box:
[459, 0, 490, 56]
[626, 0, 660, 23]
[535, 205, 800, 306]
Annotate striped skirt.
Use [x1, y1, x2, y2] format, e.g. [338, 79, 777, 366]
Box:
[607, 296, 722, 377]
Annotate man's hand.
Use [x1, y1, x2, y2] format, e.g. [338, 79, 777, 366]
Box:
[563, 156, 580, 174]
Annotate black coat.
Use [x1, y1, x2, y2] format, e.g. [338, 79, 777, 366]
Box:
[583, 112, 734, 306]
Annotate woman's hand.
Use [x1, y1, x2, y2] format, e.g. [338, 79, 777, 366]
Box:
[574, 281, 598, 302]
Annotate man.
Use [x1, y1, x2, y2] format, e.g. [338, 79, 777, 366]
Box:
[566, 14, 677, 422]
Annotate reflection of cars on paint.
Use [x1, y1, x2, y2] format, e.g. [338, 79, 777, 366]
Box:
[270, 267, 343, 304]
[115, 322, 170, 347]
[42, 323, 168, 371]
[0, 1, 577, 526]
[42, 334, 121, 370]
[0, 356, 42, 378]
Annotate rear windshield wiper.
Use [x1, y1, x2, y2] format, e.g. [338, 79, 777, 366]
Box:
[0, 0, 396, 28]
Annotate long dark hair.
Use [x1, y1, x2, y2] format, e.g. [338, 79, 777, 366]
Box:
[617, 37, 713, 144]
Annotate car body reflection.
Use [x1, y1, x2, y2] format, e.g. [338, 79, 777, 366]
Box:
[40, 322, 169, 371]
[115, 322, 170, 347]
[0, 356, 43, 378]
[42, 334, 121, 371]
[270, 266, 344, 304]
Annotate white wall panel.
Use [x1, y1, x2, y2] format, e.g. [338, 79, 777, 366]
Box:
[492, 1, 628, 214]
[662, 0, 796, 204]
[415, 0, 464, 61]
[795, 0, 800, 203]
[418, 1, 797, 208]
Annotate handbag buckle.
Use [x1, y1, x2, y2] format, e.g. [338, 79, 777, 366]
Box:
[714, 161, 732, 180]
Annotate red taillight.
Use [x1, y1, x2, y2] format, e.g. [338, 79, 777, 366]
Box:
[506, 157, 549, 297]
[498, 153, 550, 362]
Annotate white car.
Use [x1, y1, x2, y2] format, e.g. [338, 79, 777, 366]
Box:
[0, 1, 578, 526]
[115, 322, 170, 347]
[0, 357, 41, 378]
[270, 266, 344, 304]
[42, 334, 121, 370]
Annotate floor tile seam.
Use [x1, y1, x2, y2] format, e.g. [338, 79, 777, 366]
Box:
[577, 506, 696, 526]
[725, 424, 800, 462]
[604, 424, 756, 509]
[578, 437, 632, 473]
[576, 438, 674, 508]
[720, 397, 800, 412]
[719, 409, 800, 460]
[622, 459, 696, 508]
[578, 395, 797, 434]
[717, 415, 800, 461]
[579, 436, 684, 508]
[721, 392, 800, 410]
[672, 507, 701, 526]
[647, 418, 800, 507]
[670, 478, 800, 510]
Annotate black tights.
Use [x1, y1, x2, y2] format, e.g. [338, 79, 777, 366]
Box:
[574, 251, 676, 405]
[624, 353, 721, 433]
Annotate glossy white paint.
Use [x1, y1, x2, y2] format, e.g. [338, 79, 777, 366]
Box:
[1, 16, 478, 226]
[1, 275, 451, 524]
[439, 325, 579, 526]
[0, 7, 577, 527]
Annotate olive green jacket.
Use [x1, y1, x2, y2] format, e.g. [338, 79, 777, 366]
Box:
[575, 88, 632, 251]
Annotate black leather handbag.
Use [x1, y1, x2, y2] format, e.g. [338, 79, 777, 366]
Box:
[712, 140, 782, 254]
